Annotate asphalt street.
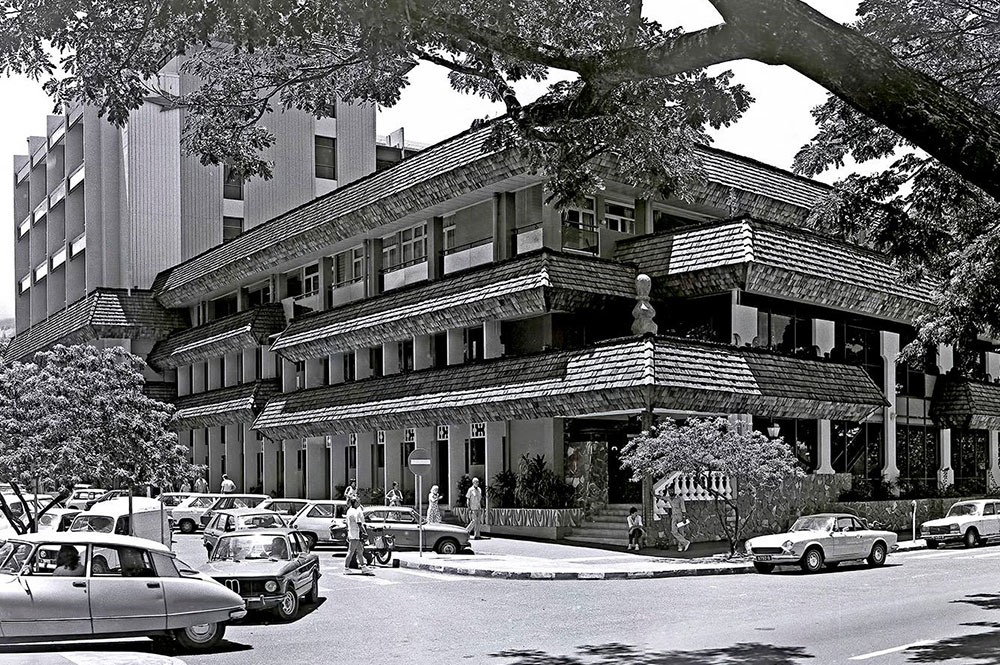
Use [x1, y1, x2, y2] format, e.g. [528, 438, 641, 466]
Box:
[4, 535, 1000, 664]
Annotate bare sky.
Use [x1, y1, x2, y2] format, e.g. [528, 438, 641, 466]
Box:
[0, 0, 861, 320]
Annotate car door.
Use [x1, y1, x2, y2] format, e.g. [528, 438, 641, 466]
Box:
[0, 542, 92, 638]
[386, 510, 419, 548]
[288, 534, 314, 594]
[982, 503, 1000, 540]
[828, 517, 858, 560]
[88, 544, 167, 634]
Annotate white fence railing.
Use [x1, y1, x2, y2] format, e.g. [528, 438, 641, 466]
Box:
[655, 471, 733, 501]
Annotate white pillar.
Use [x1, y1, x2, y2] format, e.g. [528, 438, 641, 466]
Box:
[304, 357, 325, 388]
[263, 437, 281, 496]
[383, 342, 400, 376]
[281, 359, 297, 392]
[329, 353, 345, 384]
[328, 434, 350, 495]
[812, 319, 835, 358]
[355, 349, 372, 380]
[880, 331, 900, 481]
[208, 358, 223, 391]
[177, 365, 191, 397]
[208, 427, 224, 491]
[414, 335, 433, 370]
[224, 352, 239, 387]
[305, 437, 325, 498]
[244, 426, 263, 493]
[243, 348, 258, 381]
[989, 431, 1000, 492]
[224, 424, 241, 491]
[447, 422, 466, 507]
[282, 441, 301, 498]
[987, 352, 1000, 381]
[937, 343, 955, 488]
[191, 361, 206, 393]
[816, 419, 834, 474]
[484, 321, 503, 359]
[730, 297, 757, 347]
[260, 346, 277, 379]
[356, 431, 375, 494]
[383, 429, 404, 499]
[446, 328, 465, 365]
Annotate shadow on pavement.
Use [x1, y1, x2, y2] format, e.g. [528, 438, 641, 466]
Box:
[0, 639, 251, 657]
[903, 593, 1000, 662]
[490, 641, 813, 664]
[237, 597, 327, 626]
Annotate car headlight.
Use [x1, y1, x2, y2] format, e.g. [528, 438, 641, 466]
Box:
[949, 524, 960, 533]
[781, 540, 794, 551]
[745, 543, 753, 554]
[920, 525, 929, 533]
[264, 580, 278, 593]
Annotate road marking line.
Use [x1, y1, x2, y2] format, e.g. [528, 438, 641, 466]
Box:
[393, 568, 466, 581]
[973, 552, 1000, 558]
[563, 555, 636, 562]
[849, 640, 934, 660]
[909, 552, 960, 559]
[331, 574, 396, 586]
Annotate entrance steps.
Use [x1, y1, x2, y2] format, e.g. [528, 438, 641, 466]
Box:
[563, 504, 636, 547]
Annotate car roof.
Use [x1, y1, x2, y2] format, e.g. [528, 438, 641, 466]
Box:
[213, 508, 282, 517]
[804, 513, 860, 519]
[953, 499, 989, 504]
[8, 531, 172, 553]
[265, 498, 308, 503]
[366, 506, 414, 511]
[216, 528, 299, 537]
[213, 494, 268, 501]
[303, 499, 347, 505]
[82, 497, 165, 515]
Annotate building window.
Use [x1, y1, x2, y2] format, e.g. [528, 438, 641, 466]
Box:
[303, 264, 320, 296]
[756, 309, 813, 355]
[896, 332, 936, 398]
[51, 247, 67, 270]
[285, 269, 303, 298]
[464, 326, 484, 363]
[211, 293, 238, 319]
[436, 425, 449, 441]
[563, 197, 596, 227]
[443, 225, 456, 251]
[223, 165, 243, 200]
[382, 223, 426, 270]
[952, 429, 987, 495]
[369, 347, 384, 378]
[294, 360, 305, 389]
[247, 281, 271, 307]
[404, 428, 416, 443]
[896, 424, 939, 486]
[399, 338, 414, 373]
[333, 246, 364, 286]
[18, 217, 30, 237]
[343, 353, 356, 382]
[315, 136, 336, 180]
[469, 437, 486, 466]
[833, 323, 885, 390]
[235, 353, 244, 384]
[833, 421, 883, 480]
[561, 197, 597, 253]
[70, 234, 86, 257]
[34, 261, 47, 282]
[222, 216, 244, 243]
[603, 201, 635, 234]
[18, 274, 31, 294]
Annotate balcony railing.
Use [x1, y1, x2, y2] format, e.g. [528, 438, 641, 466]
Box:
[561, 221, 599, 254]
[329, 276, 365, 307]
[656, 471, 732, 502]
[512, 222, 544, 255]
[442, 237, 493, 274]
[381, 257, 429, 291]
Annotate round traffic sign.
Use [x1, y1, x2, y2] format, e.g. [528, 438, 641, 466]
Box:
[407, 447, 433, 479]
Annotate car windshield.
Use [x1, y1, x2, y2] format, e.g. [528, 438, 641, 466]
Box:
[213, 534, 291, 561]
[0, 541, 32, 573]
[948, 503, 980, 517]
[790, 516, 835, 532]
[238, 514, 285, 529]
[160, 495, 186, 507]
[71, 515, 115, 533]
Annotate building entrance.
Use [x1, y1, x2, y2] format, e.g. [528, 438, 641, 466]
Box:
[608, 434, 642, 504]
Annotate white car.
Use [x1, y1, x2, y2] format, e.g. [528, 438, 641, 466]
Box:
[66, 488, 107, 511]
[287, 500, 347, 549]
[745, 513, 898, 573]
[920, 499, 1000, 548]
[171, 494, 223, 534]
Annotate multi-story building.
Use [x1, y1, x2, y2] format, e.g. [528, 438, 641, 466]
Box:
[10, 119, 1000, 517]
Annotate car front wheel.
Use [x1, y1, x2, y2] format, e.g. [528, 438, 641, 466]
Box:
[305, 571, 319, 604]
[174, 622, 226, 651]
[752, 562, 774, 574]
[867, 541, 887, 567]
[964, 528, 980, 548]
[178, 519, 196, 534]
[273, 587, 300, 621]
[800, 547, 824, 573]
[302, 533, 318, 550]
[435, 538, 460, 555]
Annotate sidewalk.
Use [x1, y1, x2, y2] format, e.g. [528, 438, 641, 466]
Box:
[0, 652, 183, 665]
[396, 534, 927, 580]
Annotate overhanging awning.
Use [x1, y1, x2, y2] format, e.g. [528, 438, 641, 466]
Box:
[930, 376, 1000, 430]
[174, 380, 281, 430]
[252, 337, 887, 439]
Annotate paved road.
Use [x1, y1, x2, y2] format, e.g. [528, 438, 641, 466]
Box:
[5, 536, 1000, 664]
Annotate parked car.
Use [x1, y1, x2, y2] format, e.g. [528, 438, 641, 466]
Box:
[203, 508, 287, 556]
[745, 513, 897, 573]
[66, 488, 107, 511]
[0, 532, 246, 651]
[70, 497, 173, 547]
[287, 500, 347, 549]
[335, 506, 471, 555]
[37, 509, 81, 532]
[199, 529, 319, 621]
[172, 494, 223, 534]
[258, 498, 310, 519]
[199, 495, 269, 528]
[159, 492, 194, 512]
[920, 499, 1000, 548]
[85, 490, 127, 511]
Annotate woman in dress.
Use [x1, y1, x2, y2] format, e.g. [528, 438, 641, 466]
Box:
[427, 485, 442, 523]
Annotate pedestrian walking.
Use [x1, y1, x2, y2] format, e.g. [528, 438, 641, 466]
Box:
[344, 478, 358, 503]
[626, 507, 645, 551]
[427, 485, 442, 523]
[344, 498, 372, 575]
[666, 485, 691, 552]
[179, 478, 192, 493]
[385, 481, 403, 507]
[193, 475, 209, 494]
[465, 477, 483, 539]
[220, 474, 236, 494]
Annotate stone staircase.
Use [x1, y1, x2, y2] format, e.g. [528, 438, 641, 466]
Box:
[563, 504, 634, 547]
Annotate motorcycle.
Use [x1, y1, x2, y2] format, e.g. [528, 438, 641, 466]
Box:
[362, 524, 394, 566]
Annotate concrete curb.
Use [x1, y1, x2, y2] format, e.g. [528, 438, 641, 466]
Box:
[397, 558, 754, 580]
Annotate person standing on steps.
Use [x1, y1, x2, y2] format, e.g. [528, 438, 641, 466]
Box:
[465, 477, 483, 539]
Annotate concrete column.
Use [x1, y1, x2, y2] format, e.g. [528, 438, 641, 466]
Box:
[493, 192, 515, 262]
[192, 429, 208, 470]
[208, 427, 224, 491]
[634, 198, 654, 236]
[731, 295, 757, 347]
[989, 431, 1000, 492]
[484, 421, 505, 519]
[262, 437, 281, 496]
[356, 431, 375, 494]
[243, 348, 258, 381]
[329, 353, 345, 384]
[816, 419, 834, 474]
[178, 430, 194, 464]
[281, 358, 297, 392]
[413, 335, 433, 370]
[383, 341, 400, 375]
[428, 216, 444, 280]
[318, 256, 333, 310]
[243, 425, 263, 493]
[446, 423, 466, 507]
[207, 359, 223, 391]
[412, 426, 436, 504]
[383, 429, 404, 500]
[541, 201, 562, 251]
[936, 342, 955, 488]
[224, 352, 239, 387]
[881, 331, 900, 481]
[365, 237, 383, 298]
[225, 424, 242, 491]
[812, 319, 836, 358]
[305, 357, 325, 388]
[260, 346, 277, 379]
[327, 434, 350, 495]
[191, 361, 206, 393]
[283, 441, 301, 498]
[177, 365, 191, 397]
[305, 437, 326, 499]
[446, 328, 465, 365]
[484, 321, 503, 359]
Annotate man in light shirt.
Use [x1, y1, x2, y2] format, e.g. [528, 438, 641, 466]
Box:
[465, 477, 483, 539]
[344, 498, 373, 575]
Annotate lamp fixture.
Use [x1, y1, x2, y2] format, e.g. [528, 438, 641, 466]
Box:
[767, 424, 781, 439]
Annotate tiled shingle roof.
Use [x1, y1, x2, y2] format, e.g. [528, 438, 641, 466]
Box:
[253, 337, 885, 439]
[930, 376, 1000, 430]
[173, 380, 281, 430]
[4, 288, 188, 362]
[271, 251, 636, 360]
[615, 217, 938, 322]
[148, 304, 286, 371]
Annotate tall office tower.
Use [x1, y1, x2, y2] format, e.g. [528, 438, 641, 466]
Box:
[11, 57, 378, 335]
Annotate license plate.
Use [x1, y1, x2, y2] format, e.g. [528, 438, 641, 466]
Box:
[755, 555, 773, 561]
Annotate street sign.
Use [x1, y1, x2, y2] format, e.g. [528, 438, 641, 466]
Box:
[407, 447, 433, 479]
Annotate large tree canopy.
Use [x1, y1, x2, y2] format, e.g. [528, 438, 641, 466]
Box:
[3, 0, 999, 357]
